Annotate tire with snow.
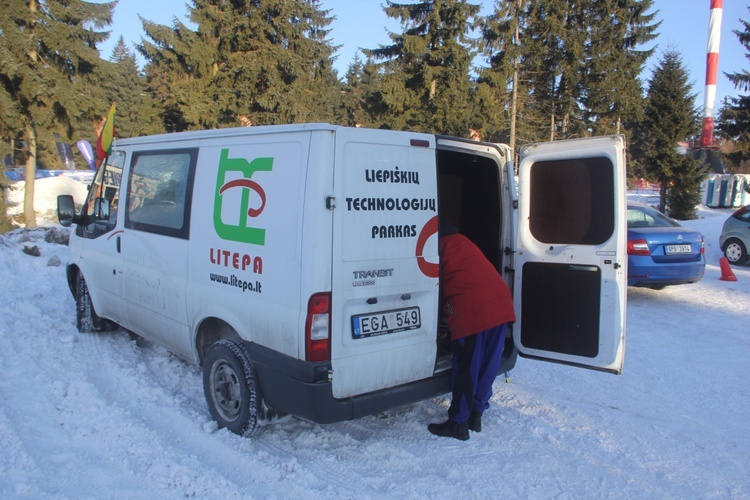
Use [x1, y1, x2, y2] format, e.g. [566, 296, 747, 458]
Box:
[203, 339, 262, 437]
[723, 238, 747, 265]
[75, 272, 114, 333]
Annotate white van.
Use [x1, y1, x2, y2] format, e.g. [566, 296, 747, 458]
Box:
[57, 124, 627, 436]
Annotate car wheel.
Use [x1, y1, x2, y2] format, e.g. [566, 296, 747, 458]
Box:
[75, 273, 114, 332]
[203, 339, 262, 437]
[723, 238, 748, 265]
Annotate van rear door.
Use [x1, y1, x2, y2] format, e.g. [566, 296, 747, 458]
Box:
[331, 129, 440, 399]
[514, 136, 627, 374]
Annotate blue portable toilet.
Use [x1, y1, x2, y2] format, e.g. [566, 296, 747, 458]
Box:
[705, 175, 717, 207]
[719, 177, 730, 207]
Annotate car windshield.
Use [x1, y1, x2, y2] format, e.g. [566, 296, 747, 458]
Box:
[627, 205, 680, 228]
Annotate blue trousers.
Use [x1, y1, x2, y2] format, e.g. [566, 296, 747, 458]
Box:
[447, 323, 508, 424]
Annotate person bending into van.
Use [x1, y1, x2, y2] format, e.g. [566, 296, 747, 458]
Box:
[428, 225, 516, 441]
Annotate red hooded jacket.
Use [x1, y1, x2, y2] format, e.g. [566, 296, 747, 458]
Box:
[440, 233, 516, 340]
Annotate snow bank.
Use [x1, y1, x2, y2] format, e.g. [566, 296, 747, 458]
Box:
[6, 175, 90, 223]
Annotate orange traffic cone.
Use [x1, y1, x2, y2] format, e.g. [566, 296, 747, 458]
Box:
[719, 257, 738, 282]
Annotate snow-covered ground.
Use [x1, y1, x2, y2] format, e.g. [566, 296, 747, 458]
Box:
[1, 177, 748, 498]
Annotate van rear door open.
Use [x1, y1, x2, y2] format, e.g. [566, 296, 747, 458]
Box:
[331, 129, 440, 399]
[514, 136, 627, 373]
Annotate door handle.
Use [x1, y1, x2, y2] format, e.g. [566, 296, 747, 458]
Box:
[116, 236, 121, 253]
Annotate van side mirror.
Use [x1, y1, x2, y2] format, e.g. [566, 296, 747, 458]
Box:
[93, 198, 110, 221]
[57, 195, 77, 227]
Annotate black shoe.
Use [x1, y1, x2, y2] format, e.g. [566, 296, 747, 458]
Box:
[427, 420, 470, 441]
[468, 410, 482, 433]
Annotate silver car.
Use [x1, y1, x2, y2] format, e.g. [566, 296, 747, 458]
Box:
[720, 205, 750, 265]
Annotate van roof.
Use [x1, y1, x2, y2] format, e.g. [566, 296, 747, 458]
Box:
[111, 123, 499, 152]
[114, 122, 341, 146]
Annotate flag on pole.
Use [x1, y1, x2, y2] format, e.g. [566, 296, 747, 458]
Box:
[95, 103, 116, 167]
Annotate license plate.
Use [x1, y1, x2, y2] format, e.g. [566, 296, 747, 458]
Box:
[666, 244, 692, 254]
[352, 307, 421, 339]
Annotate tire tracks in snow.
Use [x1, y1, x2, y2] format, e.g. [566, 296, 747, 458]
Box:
[70, 328, 330, 498]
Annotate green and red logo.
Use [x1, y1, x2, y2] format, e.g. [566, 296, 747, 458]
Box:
[213, 149, 273, 245]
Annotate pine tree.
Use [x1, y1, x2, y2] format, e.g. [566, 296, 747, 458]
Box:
[475, 0, 525, 145]
[0, 0, 115, 227]
[725, 6, 750, 92]
[138, 0, 341, 131]
[479, 0, 583, 143]
[478, 0, 657, 145]
[339, 54, 383, 127]
[363, 0, 480, 136]
[717, 95, 750, 168]
[717, 7, 750, 168]
[635, 50, 702, 218]
[101, 37, 163, 138]
[137, 14, 213, 132]
[528, 0, 585, 139]
[669, 155, 707, 220]
[581, 0, 658, 136]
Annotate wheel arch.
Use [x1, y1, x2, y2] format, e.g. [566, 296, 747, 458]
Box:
[195, 317, 242, 365]
[724, 236, 746, 248]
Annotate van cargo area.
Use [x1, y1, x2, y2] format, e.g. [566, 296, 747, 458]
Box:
[436, 147, 516, 375]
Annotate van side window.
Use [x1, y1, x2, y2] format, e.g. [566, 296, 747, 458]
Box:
[78, 151, 125, 239]
[125, 149, 197, 239]
[529, 157, 614, 245]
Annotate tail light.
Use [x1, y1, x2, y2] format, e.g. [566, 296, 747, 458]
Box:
[627, 239, 650, 256]
[700, 235, 705, 254]
[305, 292, 331, 362]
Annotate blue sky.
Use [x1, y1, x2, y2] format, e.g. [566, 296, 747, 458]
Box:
[98, 0, 748, 108]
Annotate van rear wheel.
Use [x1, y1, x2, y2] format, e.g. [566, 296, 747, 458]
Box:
[203, 339, 262, 437]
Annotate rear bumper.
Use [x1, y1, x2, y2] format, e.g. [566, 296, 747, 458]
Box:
[246, 342, 452, 424]
[628, 276, 703, 288]
[628, 259, 705, 287]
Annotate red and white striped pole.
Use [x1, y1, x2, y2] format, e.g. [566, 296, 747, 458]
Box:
[700, 0, 723, 148]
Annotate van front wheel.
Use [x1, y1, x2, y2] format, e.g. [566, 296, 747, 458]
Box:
[75, 273, 113, 333]
[203, 339, 262, 437]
